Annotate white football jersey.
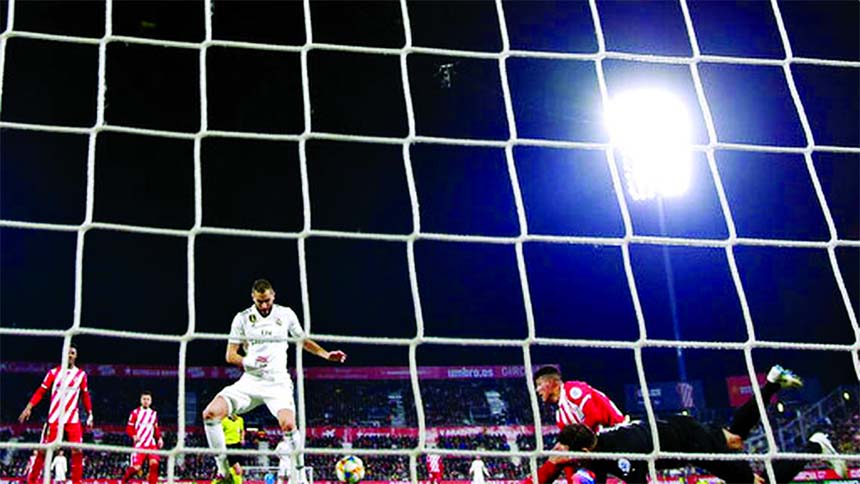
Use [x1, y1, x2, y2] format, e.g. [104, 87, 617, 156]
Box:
[469, 459, 488, 483]
[229, 304, 304, 378]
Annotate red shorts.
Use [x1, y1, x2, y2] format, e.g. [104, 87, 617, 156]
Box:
[429, 471, 443, 481]
[41, 422, 82, 444]
[131, 446, 161, 467]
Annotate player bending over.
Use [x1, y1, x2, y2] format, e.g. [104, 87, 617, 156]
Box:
[202, 279, 347, 484]
[534, 366, 627, 483]
[530, 364, 846, 484]
[121, 391, 164, 484]
[18, 344, 93, 484]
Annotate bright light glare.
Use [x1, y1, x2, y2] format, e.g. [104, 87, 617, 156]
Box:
[606, 89, 693, 201]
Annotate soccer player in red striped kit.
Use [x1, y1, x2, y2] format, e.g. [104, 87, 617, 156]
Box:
[531, 366, 627, 484]
[121, 390, 164, 484]
[18, 344, 93, 484]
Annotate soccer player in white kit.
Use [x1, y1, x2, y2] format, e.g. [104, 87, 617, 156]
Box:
[469, 456, 489, 484]
[52, 449, 68, 484]
[202, 279, 347, 484]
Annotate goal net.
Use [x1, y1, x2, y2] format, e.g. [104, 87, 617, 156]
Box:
[1, 0, 858, 483]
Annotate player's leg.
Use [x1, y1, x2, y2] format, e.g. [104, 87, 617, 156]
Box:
[276, 409, 300, 484]
[762, 434, 844, 484]
[727, 365, 802, 441]
[146, 456, 159, 484]
[26, 451, 46, 484]
[122, 451, 144, 483]
[121, 457, 140, 482]
[28, 423, 56, 484]
[207, 378, 261, 483]
[661, 416, 759, 484]
[805, 433, 847, 479]
[202, 395, 233, 478]
[26, 452, 46, 484]
[205, 384, 255, 482]
[69, 451, 83, 484]
[264, 379, 300, 484]
[64, 424, 84, 484]
[224, 443, 244, 484]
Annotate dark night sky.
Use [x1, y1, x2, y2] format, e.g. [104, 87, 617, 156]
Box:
[1, 1, 858, 409]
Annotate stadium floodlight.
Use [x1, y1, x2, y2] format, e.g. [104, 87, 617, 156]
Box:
[605, 88, 693, 201]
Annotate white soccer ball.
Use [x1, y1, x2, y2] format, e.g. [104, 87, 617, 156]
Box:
[335, 455, 366, 483]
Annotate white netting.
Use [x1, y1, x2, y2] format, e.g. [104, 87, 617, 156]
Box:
[1, 0, 858, 483]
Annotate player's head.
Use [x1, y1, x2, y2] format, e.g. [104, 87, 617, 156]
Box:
[534, 366, 563, 404]
[67, 343, 78, 366]
[140, 390, 152, 408]
[558, 423, 598, 451]
[251, 279, 276, 317]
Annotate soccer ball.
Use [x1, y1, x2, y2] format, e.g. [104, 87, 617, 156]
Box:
[335, 455, 365, 483]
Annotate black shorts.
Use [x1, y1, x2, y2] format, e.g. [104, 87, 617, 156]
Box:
[226, 442, 245, 467]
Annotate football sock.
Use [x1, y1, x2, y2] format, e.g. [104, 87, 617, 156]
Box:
[204, 419, 231, 475]
[71, 451, 83, 484]
[147, 462, 159, 484]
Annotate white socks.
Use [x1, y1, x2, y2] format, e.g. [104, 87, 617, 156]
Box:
[277, 437, 293, 480]
[278, 431, 303, 483]
[204, 419, 230, 475]
[290, 430, 304, 468]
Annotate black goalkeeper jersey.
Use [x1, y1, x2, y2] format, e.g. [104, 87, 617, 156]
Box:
[585, 416, 757, 484]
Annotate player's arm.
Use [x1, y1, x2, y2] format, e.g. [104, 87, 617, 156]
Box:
[154, 415, 163, 448]
[81, 373, 94, 427]
[126, 410, 138, 441]
[226, 342, 244, 367]
[301, 338, 347, 362]
[289, 310, 346, 362]
[19, 369, 57, 422]
[226, 312, 245, 367]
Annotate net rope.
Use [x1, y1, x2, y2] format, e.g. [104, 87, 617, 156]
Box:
[0, 0, 858, 482]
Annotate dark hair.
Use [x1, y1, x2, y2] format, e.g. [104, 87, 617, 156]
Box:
[558, 423, 597, 450]
[534, 365, 561, 381]
[141, 390, 152, 397]
[252, 279, 274, 293]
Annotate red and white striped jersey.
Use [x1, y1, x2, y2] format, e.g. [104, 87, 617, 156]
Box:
[556, 381, 625, 432]
[127, 407, 160, 449]
[31, 367, 90, 425]
[426, 454, 443, 473]
[25, 452, 37, 476]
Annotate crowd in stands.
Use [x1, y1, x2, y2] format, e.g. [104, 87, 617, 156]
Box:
[1, 375, 553, 430]
[835, 412, 860, 454]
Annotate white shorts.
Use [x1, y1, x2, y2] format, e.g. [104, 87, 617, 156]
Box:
[218, 373, 295, 417]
